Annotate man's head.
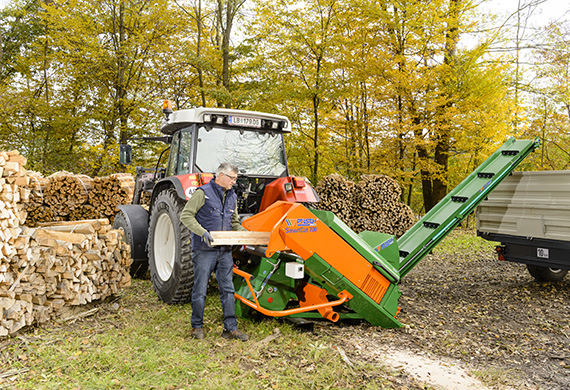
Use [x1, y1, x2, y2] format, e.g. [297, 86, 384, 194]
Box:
[215, 162, 239, 190]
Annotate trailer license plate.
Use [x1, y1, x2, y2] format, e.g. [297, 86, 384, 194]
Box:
[228, 115, 261, 128]
[537, 248, 549, 259]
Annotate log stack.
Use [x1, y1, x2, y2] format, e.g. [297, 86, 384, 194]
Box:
[355, 174, 402, 208]
[315, 174, 356, 224]
[44, 172, 94, 216]
[0, 151, 29, 254]
[90, 173, 135, 220]
[0, 220, 131, 336]
[24, 171, 54, 225]
[315, 173, 415, 235]
[24, 171, 136, 226]
[0, 151, 133, 337]
[69, 204, 100, 221]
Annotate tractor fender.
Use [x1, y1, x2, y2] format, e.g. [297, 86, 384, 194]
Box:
[148, 177, 186, 212]
[150, 173, 213, 209]
[154, 172, 210, 198]
[116, 204, 149, 261]
[154, 176, 187, 200]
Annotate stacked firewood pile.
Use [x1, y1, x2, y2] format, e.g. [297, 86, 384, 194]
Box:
[24, 172, 135, 226]
[25, 172, 54, 225]
[316, 174, 415, 236]
[0, 151, 132, 337]
[1, 220, 131, 336]
[90, 173, 135, 220]
[44, 172, 93, 216]
[315, 174, 356, 223]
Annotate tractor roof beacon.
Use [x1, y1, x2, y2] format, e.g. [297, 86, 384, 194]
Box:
[113, 101, 319, 304]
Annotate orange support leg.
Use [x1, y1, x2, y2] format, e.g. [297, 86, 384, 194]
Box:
[233, 267, 353, 320]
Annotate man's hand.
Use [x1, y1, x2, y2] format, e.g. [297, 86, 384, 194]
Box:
[202, 231, 214, 247]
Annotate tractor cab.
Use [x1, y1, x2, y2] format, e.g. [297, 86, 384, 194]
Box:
[159, 105, 297, 215]
[124, 102, 318, 216]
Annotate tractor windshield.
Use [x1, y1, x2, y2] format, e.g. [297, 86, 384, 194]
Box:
[195, 126, 287, 176]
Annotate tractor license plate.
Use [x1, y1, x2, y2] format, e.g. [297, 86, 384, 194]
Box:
[228, 115, 261, 128]
[537, 247, 549, 259]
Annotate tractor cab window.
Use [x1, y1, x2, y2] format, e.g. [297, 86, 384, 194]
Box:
[165, 131, 180, 177]
[166, 129, 193, 176]
[195, 126, 287, 176]
[177, 129, 193, 174]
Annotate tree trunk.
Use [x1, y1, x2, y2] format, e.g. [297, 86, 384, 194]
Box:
[117, 0, 128, 145]
[221, 4, 231, 103]
[312, 93, 320, 182]
[0, 29, 3, 66]
[42, 4, 51, 169]
[195, 0, 206, 107]
[216, 0, 245, 108]
[422, 0, 461, 212]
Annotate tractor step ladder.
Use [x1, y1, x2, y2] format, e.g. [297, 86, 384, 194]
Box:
[397, 137, 540, 277]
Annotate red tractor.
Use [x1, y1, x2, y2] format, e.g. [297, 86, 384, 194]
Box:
[114, 102, 319, 304]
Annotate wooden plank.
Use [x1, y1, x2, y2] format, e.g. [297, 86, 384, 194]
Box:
[40, 223, 96, 234]
[37, 219, 106, 230]
[210, 231, 270, 246]
[33, 229, 88, 244]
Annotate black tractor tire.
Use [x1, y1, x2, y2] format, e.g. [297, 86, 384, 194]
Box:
[148, 188, 194, 304]
[113, 211, 149, 279]
[526, 264, 568, 282]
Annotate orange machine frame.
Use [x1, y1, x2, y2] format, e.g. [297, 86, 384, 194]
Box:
[241, 201, 391, 305]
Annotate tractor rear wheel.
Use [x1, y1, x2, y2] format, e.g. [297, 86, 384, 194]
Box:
[148, 188, 194, 303]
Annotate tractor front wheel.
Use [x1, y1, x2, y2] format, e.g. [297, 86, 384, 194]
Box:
[148, 189, 194, 304]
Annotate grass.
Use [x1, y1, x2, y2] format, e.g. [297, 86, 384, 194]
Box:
[0, 229, 501, 389]
[431, 227, 498, 256]
[1, 279, 410, 390]
[470, 367, 518, 388]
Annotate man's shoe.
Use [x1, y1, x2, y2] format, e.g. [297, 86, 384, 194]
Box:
[221, 329, 249, 341]
[192, 328, 205, 340]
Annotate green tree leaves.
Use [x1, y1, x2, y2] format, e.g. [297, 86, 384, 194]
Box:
[0, 0, 563, 212]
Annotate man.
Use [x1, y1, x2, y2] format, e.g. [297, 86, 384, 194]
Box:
[180, 162, 249, 341]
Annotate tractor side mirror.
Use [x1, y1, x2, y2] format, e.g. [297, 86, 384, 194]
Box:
[120, 144, 132, 165]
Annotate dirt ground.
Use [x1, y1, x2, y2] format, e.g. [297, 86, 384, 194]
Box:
[4, 231, 569, 389]
[319, 231, 570, 390]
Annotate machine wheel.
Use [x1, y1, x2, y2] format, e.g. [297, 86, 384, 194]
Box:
[148, 188, 194, 304]
[113, 211, 149, 278]
[526, 265, 568, 282]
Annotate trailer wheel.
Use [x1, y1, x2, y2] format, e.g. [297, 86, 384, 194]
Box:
[148, 188, 194, 304]
[113, 211, 148, 279]
[526, 265, 568, 282]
